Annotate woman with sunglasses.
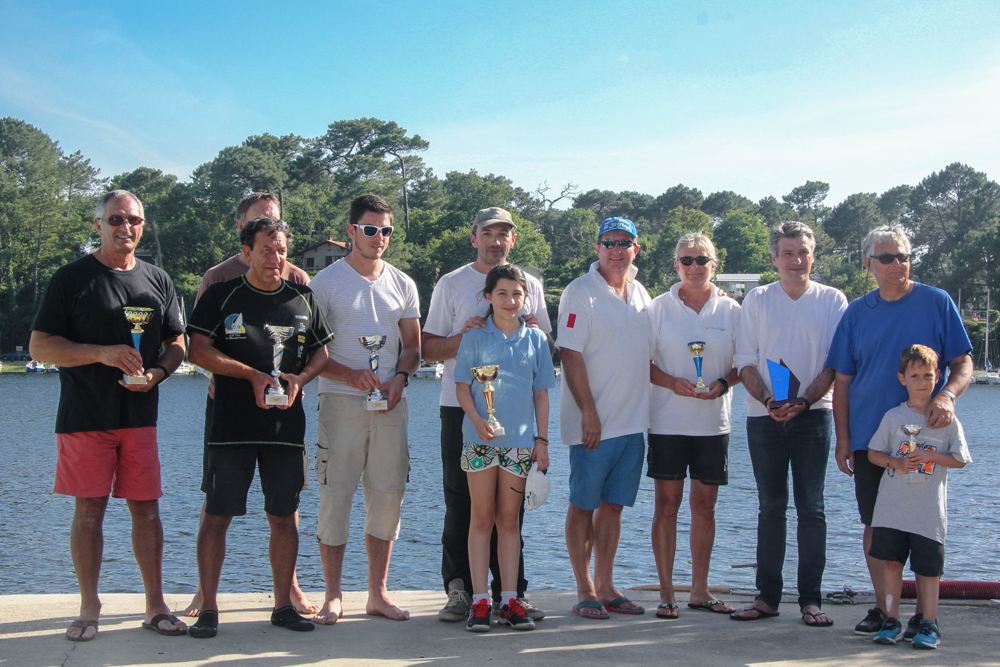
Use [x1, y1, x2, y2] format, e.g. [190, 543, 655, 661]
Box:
[646, 232, 741, 620]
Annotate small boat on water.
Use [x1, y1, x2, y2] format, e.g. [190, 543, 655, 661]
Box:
[975, 371, 1000, 385]
[46, 363, 59, 373]
[414, 362, 444, 379]
[174, 361, 197, 375]
[25, 360, 46, 373]
[974, 288, 999, 385]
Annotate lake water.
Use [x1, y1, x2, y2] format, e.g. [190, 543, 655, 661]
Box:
[1, 373, 997, 596]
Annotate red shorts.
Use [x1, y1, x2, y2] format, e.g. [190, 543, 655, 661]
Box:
[54, 427, 162, 500]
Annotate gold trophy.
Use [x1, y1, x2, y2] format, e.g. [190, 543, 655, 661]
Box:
[123, 306, 154, 384]
[688, 341, 709, 394]
[471, 365, 505, 436]
[264, 325, 296, 406]
[359, 335, 388, 410]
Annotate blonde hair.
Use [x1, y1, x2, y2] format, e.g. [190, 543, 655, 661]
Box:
[674, 232, 718, 262]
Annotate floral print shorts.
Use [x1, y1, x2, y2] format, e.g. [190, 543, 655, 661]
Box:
[461, 442, 532, 478]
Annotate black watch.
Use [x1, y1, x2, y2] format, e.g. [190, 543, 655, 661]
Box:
[395, 371, 409, 387]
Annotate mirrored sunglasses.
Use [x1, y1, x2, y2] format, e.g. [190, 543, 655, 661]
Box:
[354, 224, 394, 237]
[103, 215, 144, 227]
[678, 255, 712, 266]
[871, 253, 910, 264]
[599, 238, 635, 249]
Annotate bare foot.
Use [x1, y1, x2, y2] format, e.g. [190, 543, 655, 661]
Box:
[184, 589, 203, 617]
[314, 598, 343, 625]
[366, 593, 410, 621]
[291, 585, 320, 615]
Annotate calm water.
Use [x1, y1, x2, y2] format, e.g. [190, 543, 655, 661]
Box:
[1, 373, 997, 596]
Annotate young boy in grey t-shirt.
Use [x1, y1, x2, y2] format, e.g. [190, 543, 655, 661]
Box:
[867, 345, 971, 650]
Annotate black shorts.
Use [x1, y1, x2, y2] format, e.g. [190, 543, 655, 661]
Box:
[853, 449, 883, 525]
[202, 444, 304, 517]
[646, 433, 729, 485]
[868, 526, 945, 577]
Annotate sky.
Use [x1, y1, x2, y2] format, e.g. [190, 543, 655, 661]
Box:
[2, 0, 999, 207]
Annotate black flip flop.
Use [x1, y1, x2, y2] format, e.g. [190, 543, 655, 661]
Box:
[802, 610, 833, 627]
[142, 613, 187, 636]
[66, 619, 99, 642]
[189, 610, 219, 639]
[730, 605, 780, 621]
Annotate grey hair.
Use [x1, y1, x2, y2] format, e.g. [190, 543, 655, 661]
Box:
[674, 232, 718, 262]
[862, 225, 911, 259]
[769, 221, 816, 257]
[95, 190, 144, 220]
[235, 192, 279, 223]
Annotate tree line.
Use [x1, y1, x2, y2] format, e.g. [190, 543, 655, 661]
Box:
[2, 116, 998, 366]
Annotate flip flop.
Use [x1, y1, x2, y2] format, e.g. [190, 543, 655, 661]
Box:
[188, 610, 219, 639]
[802, 611, 833, 627]
[730, 605, 779, 621]
[656, 603, 679, 619]
[572, 601, 610, 619]
[66, 619, 99, 642]
[688, 599, 734, 614]
[142, 613, 187, 636]
[604, 596, 645, 615]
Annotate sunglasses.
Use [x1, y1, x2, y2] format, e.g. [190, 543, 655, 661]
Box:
[102, 215, 144, 227]
[870, 253, 911, 265]
[353, 224, 394, 238]
[678, 255, 712, 266]
[599, 238, 635, 249]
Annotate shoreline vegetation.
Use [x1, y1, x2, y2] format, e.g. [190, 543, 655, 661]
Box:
[2, 116, 998, 365]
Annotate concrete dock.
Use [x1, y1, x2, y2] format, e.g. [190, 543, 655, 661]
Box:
[2, 590, 997, 666]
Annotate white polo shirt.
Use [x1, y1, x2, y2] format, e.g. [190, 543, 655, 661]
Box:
[424, 263, 551, 408]
[556, 261, 652, 446]
[310, 258, 420, 397]
[734, 281, 847, 417]
[649, 282, 741, 436]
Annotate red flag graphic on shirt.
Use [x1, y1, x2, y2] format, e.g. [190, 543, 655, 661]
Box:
[566, 314, 577, 328]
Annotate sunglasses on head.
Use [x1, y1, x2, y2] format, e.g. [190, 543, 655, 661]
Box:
[353, 223, 394, 237]
[678, 255, 712, 266]
[102, 215, 144, 227]
[599, 238, 635, 249]
[871, 253, 910, 265]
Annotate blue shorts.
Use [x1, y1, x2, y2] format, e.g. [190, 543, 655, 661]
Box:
[568, 433, 645, 511]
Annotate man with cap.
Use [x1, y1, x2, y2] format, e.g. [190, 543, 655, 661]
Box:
[558, 217, 651, 619]
[423, 206, 553, 622]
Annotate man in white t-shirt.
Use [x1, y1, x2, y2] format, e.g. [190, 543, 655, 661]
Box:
[423, 206, 552, 622]
[310, 195, 421, 624]
[557, 217, 651, 619]
[730, 221, 847, 626]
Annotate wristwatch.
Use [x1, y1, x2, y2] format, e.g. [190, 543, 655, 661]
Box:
[395, 371, 409, 387]
[939, 388, 957, 401]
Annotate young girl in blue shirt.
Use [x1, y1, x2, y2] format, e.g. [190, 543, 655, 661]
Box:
[455, 264, 556, 632]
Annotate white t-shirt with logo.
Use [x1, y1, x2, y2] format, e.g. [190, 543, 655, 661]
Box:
[734, 281, 847, 417]
[649, 282, 741, 435]
[557, 261, 652, 446]
[310, 259, 420, 397]
[424, 263, 551, 408]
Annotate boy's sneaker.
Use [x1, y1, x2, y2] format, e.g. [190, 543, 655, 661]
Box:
[518, 597, 545, 621]
[498, 598, 536, 631]
[466, 598, 492, 632]
[873, 617, 903, 644]
[855, 607, 888, 635]
[439, 579, 471, 622]
[912, 619, 941, 649]
[903, 612, 923, 641]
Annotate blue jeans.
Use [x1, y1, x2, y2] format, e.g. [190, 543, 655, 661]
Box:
[746, 409, 832, 610]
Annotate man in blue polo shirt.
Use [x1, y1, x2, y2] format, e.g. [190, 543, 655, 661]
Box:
[825, 225, 972, 637]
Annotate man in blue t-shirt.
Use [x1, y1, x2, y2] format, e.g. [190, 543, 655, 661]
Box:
[825, 225, 972, 637]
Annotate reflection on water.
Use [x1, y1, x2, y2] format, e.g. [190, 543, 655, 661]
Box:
[1, 374, 997, 595]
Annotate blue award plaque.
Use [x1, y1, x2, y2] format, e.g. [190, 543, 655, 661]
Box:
[766, 358, 806, 408]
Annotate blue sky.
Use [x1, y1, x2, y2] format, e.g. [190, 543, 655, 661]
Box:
[2, 0, 999, 206]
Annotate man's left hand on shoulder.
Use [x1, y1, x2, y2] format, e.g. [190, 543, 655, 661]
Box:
[926, 392, 955, 428]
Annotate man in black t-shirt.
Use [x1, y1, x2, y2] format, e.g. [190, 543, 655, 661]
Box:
[187, 217, 332, 638]
[30, 190, 187, 641]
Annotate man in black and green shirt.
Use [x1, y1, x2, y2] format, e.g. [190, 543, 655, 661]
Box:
[187, 217, 332, 637]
